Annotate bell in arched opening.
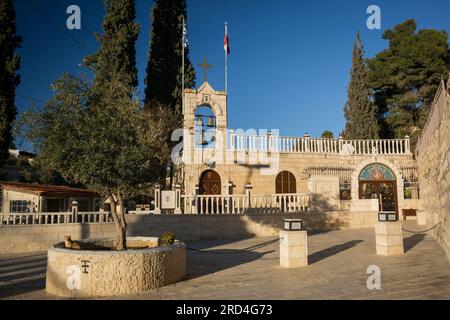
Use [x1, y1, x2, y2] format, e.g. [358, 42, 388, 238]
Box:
[196, 116, 204, 127]
[207, 116, 215, 128]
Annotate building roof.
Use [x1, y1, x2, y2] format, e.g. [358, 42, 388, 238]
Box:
[0, 181, 99, 197]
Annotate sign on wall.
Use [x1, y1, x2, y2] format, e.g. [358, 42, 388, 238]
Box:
[161, 191, 176, 210]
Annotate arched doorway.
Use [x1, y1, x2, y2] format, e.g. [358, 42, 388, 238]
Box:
[199, 170, 221, 195]
[275, 171, 297, 194]
[359, 163, 398, 214]
[198, 170, 221, 214]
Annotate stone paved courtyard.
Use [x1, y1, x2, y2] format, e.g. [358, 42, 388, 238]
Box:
[1, 222, 450, 300]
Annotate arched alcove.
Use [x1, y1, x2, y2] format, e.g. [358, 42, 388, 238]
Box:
[194, 104, 216, 149]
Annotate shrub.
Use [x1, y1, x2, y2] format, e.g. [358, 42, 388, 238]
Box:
[159, 232, 176, 246]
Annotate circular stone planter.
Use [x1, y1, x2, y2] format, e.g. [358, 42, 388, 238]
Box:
[45, 237, 186, 298]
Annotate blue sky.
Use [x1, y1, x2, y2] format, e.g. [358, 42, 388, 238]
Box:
[13, 0, 450, 151]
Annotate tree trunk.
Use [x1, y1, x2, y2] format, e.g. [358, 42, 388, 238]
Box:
[109, 195, 127, 251]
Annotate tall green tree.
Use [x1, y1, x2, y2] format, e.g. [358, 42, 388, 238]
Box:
[85, 0, 140, 92]
[368, 19, 450, 148]
[343, 32, 379, 140]
[144, 0, 196, 118]
[0, 0, 21, 167]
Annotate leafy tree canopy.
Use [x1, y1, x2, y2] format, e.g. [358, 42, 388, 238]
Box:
[368, 19, 450, 147]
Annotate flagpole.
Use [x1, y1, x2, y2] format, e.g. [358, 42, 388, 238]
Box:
[225, 21, 228, 93]
[182, 16, 185, 116]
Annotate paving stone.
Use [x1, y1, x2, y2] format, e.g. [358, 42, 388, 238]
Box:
[1, 227, 450, 300]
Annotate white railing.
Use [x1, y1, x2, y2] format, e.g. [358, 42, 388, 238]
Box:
[230, 133, 411, 155]
[127, 210, 154, 215]
[0, 211, 112, 226]
[251, 194, 310, 213]
[182, 193, 310, 215]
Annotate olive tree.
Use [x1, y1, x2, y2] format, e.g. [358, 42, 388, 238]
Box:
[19, 74, 171, 250]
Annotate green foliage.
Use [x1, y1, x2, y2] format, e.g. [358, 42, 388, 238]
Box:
[20, 74, 171, 200]
[144, 0, 196, 118]
[0, 0, 21, 167]
[368, 19, 450, 148]
[343, 32, 379, 140]
[18, 74, 173, 250]
[159, 232, 176, 246]
[84, 0, 140, 92]
[321, 130, 334, 139]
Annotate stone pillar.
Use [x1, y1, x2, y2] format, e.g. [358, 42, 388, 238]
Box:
[405, 135, 411, 154]
[279, 230, 308, 268]
[416, 210, 426, 226]
[225, 181, 233, 214]
[304, 133, 310, 153]
[268, 130, 273, 152]
[174, 184, 182, 214]
[375, 221, 404, 256]
[245, 183, 253, 208]
[190, 185, 199, 214]
[71, 201, 78, 223]
[154, 184, 161, 214]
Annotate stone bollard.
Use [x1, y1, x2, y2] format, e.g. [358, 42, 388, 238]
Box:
[416, 210, 426, 226]
[280, 220, 308, 268]
[375, 214, 404, 256]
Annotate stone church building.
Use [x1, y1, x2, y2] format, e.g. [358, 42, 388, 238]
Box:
[179, 81, 420, 217]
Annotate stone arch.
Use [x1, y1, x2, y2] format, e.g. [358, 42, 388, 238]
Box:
[191, 100, 223, 118]
[196, 166, 229, 194]
[351, 158, 405, 211]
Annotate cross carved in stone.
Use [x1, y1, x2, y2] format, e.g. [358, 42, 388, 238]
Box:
[197, 58, 213, 82]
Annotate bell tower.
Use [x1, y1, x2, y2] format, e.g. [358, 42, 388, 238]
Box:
[182, 81, 228, 195]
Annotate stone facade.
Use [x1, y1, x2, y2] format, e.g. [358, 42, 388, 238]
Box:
[0, 211, 378, 254]
[181, 82, 418, 214]
[417, 78, 450, 260]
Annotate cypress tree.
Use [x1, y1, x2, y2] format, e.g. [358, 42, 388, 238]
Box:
[144, 0, 196, 118]
[343, 32, 379, 140]
[0, 0, 21, 168]
[85, 0, 140, 92]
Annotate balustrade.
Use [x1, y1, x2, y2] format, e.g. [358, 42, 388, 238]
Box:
[229, 133, 411, 155]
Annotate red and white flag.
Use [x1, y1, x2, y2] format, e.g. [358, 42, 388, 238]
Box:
[224, 23, 230, 55]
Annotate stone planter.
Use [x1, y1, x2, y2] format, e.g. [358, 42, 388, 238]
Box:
[45, 237, 186, 298]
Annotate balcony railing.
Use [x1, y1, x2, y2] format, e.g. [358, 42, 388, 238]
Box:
[229, 133, 411, 155]
[182, 193, 310, 215]
[0, 211, 112, 226]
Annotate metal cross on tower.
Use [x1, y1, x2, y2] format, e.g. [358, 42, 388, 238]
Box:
[197, 58, 213, 82]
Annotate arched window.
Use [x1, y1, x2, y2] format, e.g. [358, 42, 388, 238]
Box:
[199, 170, 221, 195]
[359, 163, 396, 181]
[359, 163, 398, 213]
[275, 171, 296, 194]
[194, 104, 216, 148]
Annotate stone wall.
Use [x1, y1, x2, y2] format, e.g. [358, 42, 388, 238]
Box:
[0, 211, 377, 254]
[417, 80, 450, 260]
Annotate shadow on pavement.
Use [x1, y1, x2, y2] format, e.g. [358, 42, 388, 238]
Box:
[185, 238, 278, 280]
[0, 254, 47, 299]
[403, 234, 426, 253]
[308, 240, 364, 264]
